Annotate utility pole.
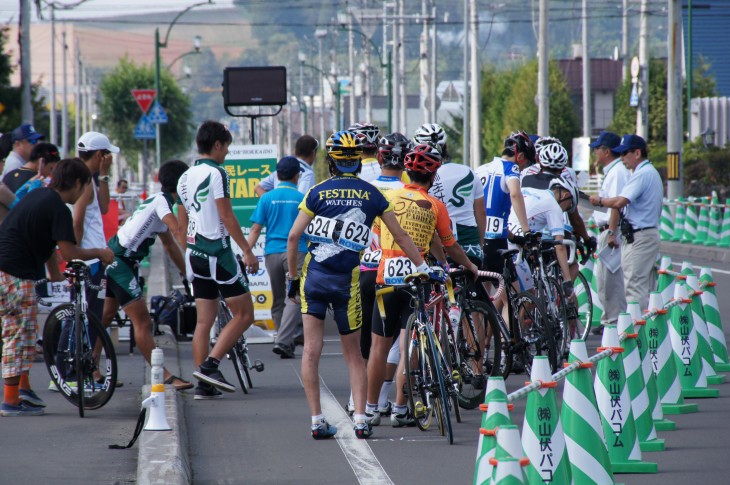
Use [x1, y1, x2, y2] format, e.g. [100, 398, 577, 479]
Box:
[348, 8, 356, 126]
[582, 0, 591, 138]
[74, 39, 80, 148]
[430, 4, 437, 121]
[687, 0, 693, 105]
[622, 0, 629, 81]
[419, 0, 429, 122]
[462, 0, 469, 167]
[469, 0, 480, 169]
[20, 0, 33, 123]
[316, 30, 327, 144]
[636, 0, 649, 138]
[398, 0, 406, 133]
[537, 0, 549, 136]
[667, 0, 683, 199]
[50, 5, 57, 144]
[61, 29, 68, 157]
[81, 66, 88, 133]
[388, 1, 399, 131]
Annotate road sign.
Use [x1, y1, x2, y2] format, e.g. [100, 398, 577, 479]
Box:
[148, 100, 168, 124]
[131, 89, 157, 114]
[134, 114, 156, 140]
[630, 83, 639, 107]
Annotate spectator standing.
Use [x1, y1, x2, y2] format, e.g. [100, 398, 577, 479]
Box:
[115, 179, 133, 224]
[254, 135, 318, 195]
[589, 131, 630, 334]
[247, 157, 307, 359]
[590, 134, 663, 311]
[3, 142, 60, 193]
[0, 134, 16, 221]
[2, 124, 44, 177]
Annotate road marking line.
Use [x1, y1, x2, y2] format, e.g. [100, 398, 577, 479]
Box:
[671, 262, 730, 276]
[291, 366, 394, 485]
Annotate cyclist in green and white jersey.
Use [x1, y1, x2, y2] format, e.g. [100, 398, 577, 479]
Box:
[177, 121, 260, 399]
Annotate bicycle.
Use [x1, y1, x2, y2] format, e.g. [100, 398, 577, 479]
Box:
[41, 260, 118, 417]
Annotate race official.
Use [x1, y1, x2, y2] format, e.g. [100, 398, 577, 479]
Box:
[590, 134, 663, 312]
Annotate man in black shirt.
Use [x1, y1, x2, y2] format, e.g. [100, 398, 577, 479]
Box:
[0, 158, 114, 417]
[2, 142, 60, 193]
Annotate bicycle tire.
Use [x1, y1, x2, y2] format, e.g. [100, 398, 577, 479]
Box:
[436, 309, 461, 423]
[404, 313, 433, 431]
[426, 327, 453, 444]
[42, 304, 118, 412]
[573, 271, 593, 340]
[546, 276, 570, 360]
[74, 310, 85, 417]
[230, 343, 250, 394]
[512, 292, 558, 373]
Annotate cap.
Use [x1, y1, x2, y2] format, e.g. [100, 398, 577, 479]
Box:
[613, 134, 647, 155]
[77, 131, 120, 153]
[11, 123, 44, 143]
[588, 131, 621, 150]
[276, 156, 303, 179]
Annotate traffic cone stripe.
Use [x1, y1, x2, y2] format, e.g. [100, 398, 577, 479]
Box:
[564, 435, 616, 485]
[563, 379, 604, 438]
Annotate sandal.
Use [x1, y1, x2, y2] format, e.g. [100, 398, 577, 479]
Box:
[165, 375, 194, 391]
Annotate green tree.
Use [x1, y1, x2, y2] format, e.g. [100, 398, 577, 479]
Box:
[98, 56, 193, 170]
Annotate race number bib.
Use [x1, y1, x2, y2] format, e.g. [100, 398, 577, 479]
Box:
[338, 220, 370, 251]
[485, 216, 505, 237]
[361, 249, 382, 268]
[186, 218, 198, 245]
[383, 257, 416, 286]
[305, 216, 337, 244]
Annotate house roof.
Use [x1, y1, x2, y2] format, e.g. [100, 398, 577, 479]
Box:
[557, 58, 623, 93]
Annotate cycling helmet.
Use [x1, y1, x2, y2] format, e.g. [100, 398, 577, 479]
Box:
[549, 177, 579, 214]
[536, 136, 568, 170]
[413, 123, 447, 151]
[326, 130, 362, 173]
[348, 122, 380, 150]
[503, 130, 536, 164]
[404, 143, 442, 174]
[378, 132, 412, 169]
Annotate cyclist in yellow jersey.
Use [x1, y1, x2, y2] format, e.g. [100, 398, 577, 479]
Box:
[369, 144, 479, 427]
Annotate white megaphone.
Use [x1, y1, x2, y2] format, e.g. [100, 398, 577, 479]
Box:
[142, 383, 171, 431]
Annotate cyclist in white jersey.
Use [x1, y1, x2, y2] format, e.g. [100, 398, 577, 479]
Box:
[102, 161, 193, 391]
[177, 121, 260, 399]
[414, 123, 486, 266]
[349, 122, 381, 183]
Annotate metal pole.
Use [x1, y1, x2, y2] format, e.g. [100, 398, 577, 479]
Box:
[20, 0, 33, 122]
[89, 83, 95, 132]
[50, 5, 57, 144]
[398, 0, 406, 133]
[637, 0, 649, 138]
[364, 42, 372, 123]
[154, 28, 162, 170]
[537, 0, 549, 136]
[387, 51, 393, 133]
[622, 0, 629, 82]
[687, 0, 693, 105]
[61, 29, 68, 157]
[299, 60, 306, 135]
[430, 4, 437, 122]
[81, 66, 88, 133]
[348, 11, 356, 126]
[667, 0, 683, 199]
[469, 0, 480, 169]
[318, 36, 326, 144]
[582, 0, 591, 138]
[462, 0, 469, 167]
[391, 7, 399, 131]
[420, 0, 430, 122]
[74, 39, 80, 148]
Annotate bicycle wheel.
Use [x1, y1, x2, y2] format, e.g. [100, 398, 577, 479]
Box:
[437, 310, 461, 423]
[74, 311, 85, 417]
[240, 338, 254, 389]
[546, 277, 570, 359]
[426, 327, 453, 444]
[218, 303, 249, 394]
[404, 314, 433, 431]
[573, 272, 593, 340]
[43, 304, 118, 413]
[511, 292, 557, 373]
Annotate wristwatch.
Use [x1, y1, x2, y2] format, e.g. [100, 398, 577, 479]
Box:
[285, 272, 299, 281]
[99, 175, 111, 183]
[607, 229, 615, 236]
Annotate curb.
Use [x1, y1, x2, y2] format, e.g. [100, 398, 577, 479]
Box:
[661, 240, 730, 264]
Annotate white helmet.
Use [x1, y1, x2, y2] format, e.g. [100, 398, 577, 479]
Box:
[413, 123, 447, 151]
[549, 176, 578, 213]
[536, 136, 568, 170]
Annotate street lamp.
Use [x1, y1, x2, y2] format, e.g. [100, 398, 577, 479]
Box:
[167, 35, 203, 71]
[154, 1, 213, 169]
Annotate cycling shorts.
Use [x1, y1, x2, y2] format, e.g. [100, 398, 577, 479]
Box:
[105, 257, 143, 307]
[456, 224, 484, 267]
[192, 277, 248, 300]
[371, 288, 413, 338]
[301, 260, 362, 335]
[482, 238, 507, 274]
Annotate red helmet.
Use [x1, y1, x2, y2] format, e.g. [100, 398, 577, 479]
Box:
[404, 143, 442, 173]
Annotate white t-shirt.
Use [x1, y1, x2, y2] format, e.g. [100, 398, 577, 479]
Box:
[508, 187, 565, 238]
[593, 158, 630, 227]
[359, 158, 382, 183]
[429, 162, 484, 227]
[113, 192, 173, 258]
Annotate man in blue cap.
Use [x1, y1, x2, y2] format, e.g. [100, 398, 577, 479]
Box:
[589, 134, 663, 311]
[2, 124, 44, 178]
[248, 156, 307, 358]
[588, 131, 630, 334]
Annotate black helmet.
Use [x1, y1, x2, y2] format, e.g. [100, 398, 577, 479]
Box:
[378, 132, 412, 169]
[503, 130, 536, 164]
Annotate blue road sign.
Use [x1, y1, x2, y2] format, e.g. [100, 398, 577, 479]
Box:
[148, 100, 168, 124]
[630, 83, 639, 107]
[134, 114, 156, 140]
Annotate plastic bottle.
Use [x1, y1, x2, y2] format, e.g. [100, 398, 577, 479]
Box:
[151, 347, 164, 386]
[448, 305, 461, 335]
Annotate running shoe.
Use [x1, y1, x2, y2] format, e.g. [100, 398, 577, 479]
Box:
[365, 410, 381, 426]
[19, 389, 46, 408]
[378, 401, 393, 417]
[354, 421, 373, 439]
[311, 419, 337, 440]
[193, 365, 236, 392]
[391, 409, 417, 428]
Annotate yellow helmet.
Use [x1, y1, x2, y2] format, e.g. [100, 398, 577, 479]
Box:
[326, 131, 362, 172]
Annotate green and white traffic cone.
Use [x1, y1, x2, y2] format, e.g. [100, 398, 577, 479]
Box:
[489, 425, 529, 485]
[645, 292, 699, 414]
[561, 339, 616, 484]
[617, 313, 664, 451]
[586, 216, 600, 239]
[699, 267, 730, 371]
[522, 356, 571, 484]
[694, 197, 710, 245]
[627, 302, 675, 431]
[680, 261, 694, 277]
[594, 325, 657, 473]
[659, 200, 673, 241]
[685, 274, 725, 385]
[655, 256, 675, 306]
[475, 397, 514, 485]
[706, 194, 722, 246]
[671, 198, 686, 242]
[581, 255, 604, 329]
[718, 199, 730, 248]
[682, 198, 698, 243]
[668, 283, 719, 399]
[486, 376, 508, 403]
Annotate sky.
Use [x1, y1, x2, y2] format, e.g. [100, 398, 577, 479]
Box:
[0, 0, 235, 24]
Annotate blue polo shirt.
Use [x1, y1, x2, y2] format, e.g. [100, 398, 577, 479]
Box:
[250, 182, 307, 255]
[619, 160, 663, 229]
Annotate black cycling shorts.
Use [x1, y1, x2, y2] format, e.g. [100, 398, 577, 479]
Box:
[482, 238, 508, 274]
[371, 289, 414, 338]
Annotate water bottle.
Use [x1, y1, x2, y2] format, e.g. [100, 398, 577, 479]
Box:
[151, 347, 164, 386]
[448, 305, 461, 335]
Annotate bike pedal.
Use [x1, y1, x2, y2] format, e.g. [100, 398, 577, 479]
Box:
[414, 401, 426, 418]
